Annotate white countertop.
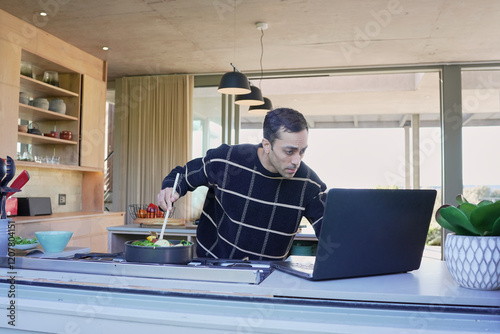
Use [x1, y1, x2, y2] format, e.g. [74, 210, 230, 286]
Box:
[0, 256, 499, 333]
[2, 256, 498, 307]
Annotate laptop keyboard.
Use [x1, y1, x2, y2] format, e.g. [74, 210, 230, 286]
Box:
[289, 262, 314, 271]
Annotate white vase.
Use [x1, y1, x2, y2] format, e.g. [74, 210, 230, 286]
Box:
[444, 233, 500, 290]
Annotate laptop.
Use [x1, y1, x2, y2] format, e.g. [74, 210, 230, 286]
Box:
[272, 188, 437, 280]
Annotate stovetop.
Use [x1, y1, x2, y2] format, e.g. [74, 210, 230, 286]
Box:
[73, 252, 273, 268]
[7, 252, 274, 284]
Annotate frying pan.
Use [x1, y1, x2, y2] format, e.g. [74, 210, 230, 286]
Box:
[125, 240, 194, 264]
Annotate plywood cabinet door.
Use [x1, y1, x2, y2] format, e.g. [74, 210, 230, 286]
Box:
[80, 74, 106, 169]
[0, 39, 21, 159]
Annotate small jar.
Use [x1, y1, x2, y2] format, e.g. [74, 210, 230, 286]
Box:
[60, 130, 72, 140]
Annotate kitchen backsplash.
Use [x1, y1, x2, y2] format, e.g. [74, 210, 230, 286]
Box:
[11, 167, 82, 213]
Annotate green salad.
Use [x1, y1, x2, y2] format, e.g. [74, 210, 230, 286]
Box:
[14, 236, 38, 245]
[131, 239, 192, 247]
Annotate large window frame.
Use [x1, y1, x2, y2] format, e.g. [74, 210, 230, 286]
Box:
[194, 63, 500, 256]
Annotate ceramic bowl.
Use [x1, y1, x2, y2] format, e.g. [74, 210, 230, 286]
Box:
[33, 98, 49, 110]
[35, 231, 73, 253]
[49, 99, 66, 114]
[43, 132, 58, 138]
[19, 92, 30, 104]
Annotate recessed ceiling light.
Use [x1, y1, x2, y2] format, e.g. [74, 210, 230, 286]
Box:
[39, 11, 47, 16]
[102, 46, 109, 51]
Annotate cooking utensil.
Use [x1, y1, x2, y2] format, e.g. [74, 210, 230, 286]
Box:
[124, 240, 194, 264]
[159, 173, 180, 241]
[0, 159, 5, 185]
[1, 187, 19, 219]
[0, 187, 21, 193]
[1, 156, 16, 187]
[6, 170, 30, 198]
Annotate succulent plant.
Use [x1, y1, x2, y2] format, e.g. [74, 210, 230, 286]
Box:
[436, 195, 500, 236]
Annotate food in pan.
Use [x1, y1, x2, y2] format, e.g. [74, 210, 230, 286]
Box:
[131, 238, 192, 247]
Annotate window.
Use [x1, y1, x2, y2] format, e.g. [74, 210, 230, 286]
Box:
[461, 69, 500, 202]
[240, 72, 441, 191]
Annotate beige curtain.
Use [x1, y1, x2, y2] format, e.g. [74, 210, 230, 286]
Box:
[114, 75, 193, 223]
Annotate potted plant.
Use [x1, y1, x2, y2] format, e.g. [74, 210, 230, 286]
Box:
[436, 195, 500, 290]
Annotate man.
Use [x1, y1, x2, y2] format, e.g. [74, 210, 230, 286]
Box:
[157, 107, 327, 260]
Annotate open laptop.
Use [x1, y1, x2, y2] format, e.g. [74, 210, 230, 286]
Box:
[272, 188, 437, 280]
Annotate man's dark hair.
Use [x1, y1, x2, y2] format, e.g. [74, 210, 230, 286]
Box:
[263, 107, 308, 145]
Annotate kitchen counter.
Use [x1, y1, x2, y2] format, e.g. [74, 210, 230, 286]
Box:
[12, 211, 123, 224]
[0, 256, 498, 333]
[12, 211, 125, 253]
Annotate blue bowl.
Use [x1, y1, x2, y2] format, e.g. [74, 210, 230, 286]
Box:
[35, 231, 73, 253]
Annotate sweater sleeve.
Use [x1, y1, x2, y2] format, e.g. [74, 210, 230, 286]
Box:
[305, 190, 328, 236]
[160, 144, 230, 197]
[302, 166, 328, 237]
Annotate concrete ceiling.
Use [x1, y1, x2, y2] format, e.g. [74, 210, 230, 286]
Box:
[2, 0, 500, 79]
[2, 0, 500, 126]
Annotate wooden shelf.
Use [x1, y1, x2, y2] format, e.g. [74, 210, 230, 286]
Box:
[18, 103, 78, 122]
[20, 75, 79, 98]
[18, 132, 77, 145]
[15, 160, 103, 172]
[21, 49, 76, 75]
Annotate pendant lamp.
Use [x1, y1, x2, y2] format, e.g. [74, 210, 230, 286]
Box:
[218, 63, 251, 95]
[248, 97, 273, 113]
[235, 85, 264, 106]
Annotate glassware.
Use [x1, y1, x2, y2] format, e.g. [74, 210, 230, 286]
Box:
[20, 61, 33, 77]
[42, 71, 59, 86]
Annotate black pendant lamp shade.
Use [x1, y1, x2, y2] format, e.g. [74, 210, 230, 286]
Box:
[235, 85, 264, 106]
[218, 70, 251, 95]
[248, 97, 273, 113]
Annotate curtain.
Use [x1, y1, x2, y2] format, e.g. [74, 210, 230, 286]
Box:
[114, 75, 193, 223]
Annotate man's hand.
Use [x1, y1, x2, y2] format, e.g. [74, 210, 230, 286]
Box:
[157, 187, 179, 212]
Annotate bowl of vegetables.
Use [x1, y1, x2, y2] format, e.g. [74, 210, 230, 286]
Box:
[125, 237, 194, 264]
[12, 236, 39, 250]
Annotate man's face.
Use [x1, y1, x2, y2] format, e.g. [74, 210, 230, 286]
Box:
[263, 129, 308, 178]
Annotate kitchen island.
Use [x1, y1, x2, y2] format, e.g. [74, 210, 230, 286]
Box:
[0, 254, 499, 333]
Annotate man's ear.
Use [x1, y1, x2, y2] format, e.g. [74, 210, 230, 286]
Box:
[262, 138, 271, 153]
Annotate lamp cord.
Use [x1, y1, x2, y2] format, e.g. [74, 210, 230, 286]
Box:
[259, 28, 264, 89]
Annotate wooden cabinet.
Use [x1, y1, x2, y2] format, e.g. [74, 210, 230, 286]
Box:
[18, 50, 81, 166]
[1, 9, 112, 218]
[80, 74, 106, 169]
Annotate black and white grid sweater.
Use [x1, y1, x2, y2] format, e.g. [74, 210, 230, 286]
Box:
[162, 143, 327, 260]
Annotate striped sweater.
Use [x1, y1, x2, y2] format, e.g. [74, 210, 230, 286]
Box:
[162, 144, 327, 260]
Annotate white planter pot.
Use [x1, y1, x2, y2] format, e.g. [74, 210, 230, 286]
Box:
[444, 233, 500, 290]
